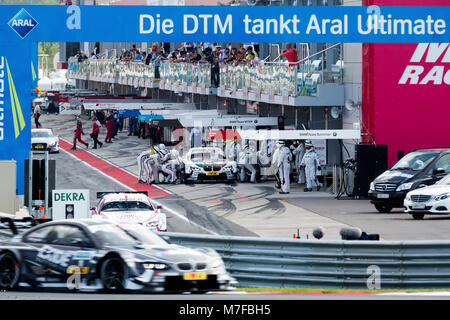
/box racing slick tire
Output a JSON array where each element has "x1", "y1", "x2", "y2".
[
  {"x1": 374, "y1": 204, "x2": 393, "y2": 213},
  {"x1": 0, "y1": 252, "x2": 21, "y2": 290},
  {"x1": 412, "y1": 213, "x2": 425, "y2": 220},
  {"x1": 100, "y1": 257, "x2": 126, "y2": 293}
]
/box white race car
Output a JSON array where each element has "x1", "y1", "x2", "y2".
[
  {"x1": 31, "y1": 128, "x2": 60, "y2": 153},
  {"x1": 404, "y1": 173, "x2": 450, "y2": 220},
  {"x1": 90, "y1": 192, "x2": 167, "y2": 231},
  {"x1": 183, "y1": 147, "x2": 238, "y2": 182}
]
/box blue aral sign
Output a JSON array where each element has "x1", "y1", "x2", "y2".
[
  {"x1": 0, "y1": 41, "x2": 31, "y2": 195},
  {"x1": 7, "y1": 8, "x2": 38, "y2": 39}
]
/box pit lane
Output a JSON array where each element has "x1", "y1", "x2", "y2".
[{"x1": 40, "y1": 114, "x2": 450, "y2": 240}]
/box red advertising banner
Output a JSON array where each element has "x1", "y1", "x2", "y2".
[{"x1": 363, "y1": 0, "x2": 450, "y2": 166}]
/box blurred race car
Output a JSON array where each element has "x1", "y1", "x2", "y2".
[
  {"x1": 31, "y1": 128, "x2": 60, "y2": 153},
  {"x1": 183, "y1": 147, "x2": 238, "y2": 182},
  {"x1": 90, "y1": 192, "x2": 167, "y2": 232},
  {"x1": 0, "y1": 219, "x2": 236, "y2": 292}
]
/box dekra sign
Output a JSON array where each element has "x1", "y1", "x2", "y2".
[{"x1": 54, "y1": 192, "x2": 86, "y2": 202}]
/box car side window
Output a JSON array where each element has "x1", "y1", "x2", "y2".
[
  {"x1": 52, "y1": 225, "x2": 94, "y2": 248},
  {"x1": 433, "y1": 155, "x2": 450, "y2": 173},
  {"x1": 23, "y1": 226, "x2": 56, "y2": 244}
]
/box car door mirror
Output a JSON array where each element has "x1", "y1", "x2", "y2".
[
  {"x1": 433, "y1": 168, "x2": 446, "y2": 176},
  {"x1": 157, "y1": 205, "x2": 163, "y2": 210},
  {"x1": 90, "y1": 207, "x2": 98, "y2": 215}
]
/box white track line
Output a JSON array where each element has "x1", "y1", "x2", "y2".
[{"x1": 60, "y1": 142, "x2": 218, "y2": 235}]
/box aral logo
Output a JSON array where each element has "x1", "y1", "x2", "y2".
[
  {"x1": 0, "y1": 57, "x2": 26, "y2": 141},
  {"x1": 399, "y1": 43, "x2": 450, "y2": 85},
  {"x1": 8, "y1": 8, "x2": 38, "y2": 39}
]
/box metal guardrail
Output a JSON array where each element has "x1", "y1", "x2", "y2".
[{"x1": 165, "y1": 232, "x2": 450, "y2": 289}]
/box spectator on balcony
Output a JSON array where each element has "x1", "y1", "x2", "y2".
[
  {"x1": 211, "y1": 49, "x2": 221, "y2": 87},
  {"x1": 141, "y1": 51, "x2": 147, "y2": 63},
  {"x1": 135, "y1": 50, "x2": 142, "y2": 61},
  {"x1": 246, "y1": 46, "x2": 258, "y2": 60},
  {"x1": 281, "y1": 43, "x2": 299, "y2": 65},
  {"x1": 189, "y1": 51, "x2": 202, "y2": 63},
  {"x1": 91, "y1": 51, "x2": 98, "y2": 60},
  {"x1": 248, "y1": 53, "x2": 261, "y2": 67}
]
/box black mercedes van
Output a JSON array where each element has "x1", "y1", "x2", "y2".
[{"x1": 368, "y1": 148, "x2": 450, "y2": 213}]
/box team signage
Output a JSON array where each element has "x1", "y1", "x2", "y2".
[
  {"x1": 0, "y1": 6, "x2": 449, "y2": 43},
  {"x1": 237, "y1": 129, "x2": 361, "y2": 140},
  {"x1": 180, "y1": 117, "x2": 279, "y2": 128},
  {"x1": 52, "y1": 189, "x2": 90, "y2": 220}
]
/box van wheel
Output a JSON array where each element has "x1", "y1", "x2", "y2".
[
  {"x1": 374, "y1": 204, "x2": 393, "y2": 213},
  {"x1": 0, "y1": 252, "x2": 21, "y2": 290},
  {"x1": 412, "y1": 213, "x2": 425, "y2": 220}
]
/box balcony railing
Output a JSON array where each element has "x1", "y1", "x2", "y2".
[
  {"x1": 68, "y1": 58, "x2": 156, "y2": 83},
  {"x1": 159, "y1": 61, "x2": 212, "y2": 88},
  {"x1": 67, "y1": 44, "x2": 343, "y2": 98},
  {"x1": 220, "y1": 44, "x2": 343, "y2": 97}
]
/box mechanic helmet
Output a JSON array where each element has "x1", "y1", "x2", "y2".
[
  {"x1": 170, "y1": 149, "x2": 179, "y2": 158},
  {"x1": 159, "y1": 143, "x2": 166, "y2": 150},
  {"x1": 305, "y1": 140, "x2": 314, "y2": 149},
  {"x1": 276, "y1": 140, "x2": 285, "y2": 146}
]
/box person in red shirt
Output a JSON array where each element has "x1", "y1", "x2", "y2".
[
  {"x1": 105, "y1": 111, "x2": 114, "y2": 143},
  {"x1": 71, "y1": 116, "x2": 88, "y2": 150},
  {"x1": 281, "y1": 43, "x2": 299, "y2": 65},
  {"x1": 91, "y1": 115, "x2": 103, "y2": 149}
]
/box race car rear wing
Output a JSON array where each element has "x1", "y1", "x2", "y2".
[
  {"x1": 96, "y1": 191, "x2": 149, "y2": 199},
  {"x1": 0, "y1": 217, "x2": 46, "y2": 236}
]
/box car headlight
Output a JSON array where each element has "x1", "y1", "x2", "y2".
[
  {"x1": 142, "y1": 263, "x2": 168, "y2": 270},
  {"x1": 369, "y1": 182, "x2": 375, "y2": 191},
  {"x1": 210, "y1": 258, "x2": 225, "y2": 269},
  {"x1": 48, "y1": 142, "x2": 56, "y2": 147},
  {"x1": 405, "y1": 193, "x2": 411, "y2": 201},
  {"x1": 397, "y1": 182, "x2": 414, "y2": 191},
  {"x1": 435, "y1": 193, "x2": 450, "y2": 201},
  {"x1": 145, "y1": 221, "x2": 158, "y2": 228}
]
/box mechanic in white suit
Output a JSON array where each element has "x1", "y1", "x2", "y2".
[
  {"x1": 277, "y1": 141, "x2": 292, "y2": 194},
  {"x1": 137, "y1": 149, "x2": 153, "y2": 184},
  {"x1": 300, "y1": 141, "x2": 323, "y2": 192},
  {"x1": 271, "y1": 140, "x2": 281, "y2": 189},
  {"x1": 156, "y1": 143, "x2": 173, "y2": 184},
  {"x1": 143, "y1": 147, "x2": 160, "y2": 184},
  {"x1": 162, "y1": 149, "x2": 183, "y2": 184},
  {"x1": 225, "y1": 140, "x2": 238, "y2": 162},
  {"x1": 239, "y1": 144, "x2": 258, "y2": 183},
  {"x1": 292, "y1": 140, "x2": 306, "y2": 185}
]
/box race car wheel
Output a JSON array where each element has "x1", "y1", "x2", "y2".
[
  {"x1": 374, "y1": 204, "x2": 393, "y2": 213},
  {"x1": 0, "y1": 252, "x2": 20, "y2": 290},
  {"x1": 100, "y1": 257, "x2": 126, "y2": 293}
]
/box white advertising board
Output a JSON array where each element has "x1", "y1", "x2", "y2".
[{"x1": 52, "y1": 189, "x2": 90, "y2": 220}]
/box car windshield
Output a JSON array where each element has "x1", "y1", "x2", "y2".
[
  {"x1": 102, "y1": 201, "x2": 153, "y2": 212},
  {"x1": 391, "y1": 151, "x2": 439, "y2": 171},
  {"x1": 191, "y1": 151, "x2": 224, "y2": 162},
  {"x1": 88, "y1": 224, "x2": 141, "y2": 247},
  {"x1": 32, "y1": 131, "x2": 52, "y2": 138},
  {"x1": 119, "y1": 224, "x2": 168, "y2": 245},
  {"x1": 88, "y1": 223, "x2": 167, "y2": 247},
  {"x1": 437, "y1": 175, "x2": 450, "y2": 185}
]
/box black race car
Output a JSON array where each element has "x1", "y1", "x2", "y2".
[{"x1": 0, "y1": 218, "x2": 235, "y2": 293}]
